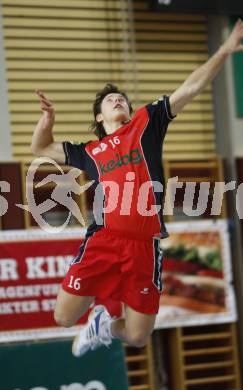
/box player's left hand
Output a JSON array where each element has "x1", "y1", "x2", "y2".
[{"x1": 222, "y1": 19, "x2": 243, "y2": 55}]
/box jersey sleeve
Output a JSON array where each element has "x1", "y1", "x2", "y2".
[
  {"x1": 146, "y1": 95, "x2": 176, "y2": 142},
  {"x1": 62, "y1": 141, "x2": 87, "y2": 170}
]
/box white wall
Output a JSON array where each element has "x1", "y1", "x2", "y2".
[
  {"x1": 0, "y1": 8, "x2": 12, "y2": 161},
  {"x1": 209, "y1": 16, "x2": 243, "y2": 158}
]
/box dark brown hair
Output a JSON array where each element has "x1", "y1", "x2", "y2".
[{"x1": 91, "y1": 83, "x2": 133, "y2": 140}]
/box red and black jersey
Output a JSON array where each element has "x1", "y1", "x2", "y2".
[{"x1": 63, "y1": 95, "x2": 175, "y2": 239}]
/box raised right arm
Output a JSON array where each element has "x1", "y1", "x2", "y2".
[{"x1": 31, "y1": 90, "x2": 65, "y2": 163}]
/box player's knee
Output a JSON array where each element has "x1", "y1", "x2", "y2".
[
  {"x1": 54, "y1": 311, "x2": 74, "y2": 328},
  {"x1": 128, "y1": 331, "x2": 149, "y2": 348}
]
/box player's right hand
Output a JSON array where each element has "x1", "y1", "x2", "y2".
[{"x1": 36, "y1": 90, "x2": 55, "y2": 118}]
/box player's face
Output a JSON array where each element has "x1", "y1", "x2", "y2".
[{"x1": 99, "y1": 93, "x2": 130, "y2": 125}]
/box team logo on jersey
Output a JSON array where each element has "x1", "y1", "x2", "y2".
[
  {"x1": 98, "y1": 148, "x2": 143, "y2": 176},
  {"x1": 92, "y1": 142, "x2": 108, "y2": 156}
]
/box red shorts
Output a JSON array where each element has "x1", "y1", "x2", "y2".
[{"x1": 62, "y1": 228, "x2": 163, "y2": 315}]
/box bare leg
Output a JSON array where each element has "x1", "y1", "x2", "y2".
[
  {"x1": 54, "y1": 286, "x2": 95, "y2": 328},
  {"x1": 110, "y1": 305, "x2": 156, "y2": 347}
]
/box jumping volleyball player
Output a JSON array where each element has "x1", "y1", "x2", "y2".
[{"x1": 31, "y1": 20, "x2": 243, "y2": 356}]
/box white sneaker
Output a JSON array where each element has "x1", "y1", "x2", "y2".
[{"x1": 72, "y1": 305, "x2": 113, "y2": 357}]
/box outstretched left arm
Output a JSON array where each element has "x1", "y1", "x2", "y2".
[{"x1": 169, "y1": 19, "x2": 243, "y2": 117}]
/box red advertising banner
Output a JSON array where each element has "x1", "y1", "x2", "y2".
[
  {"x1": 0, "y1": 228, "x2": 121, "y2": 342},
  {"x1": 0, "y1": 239, "x2": 80, "y2": 331}
]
